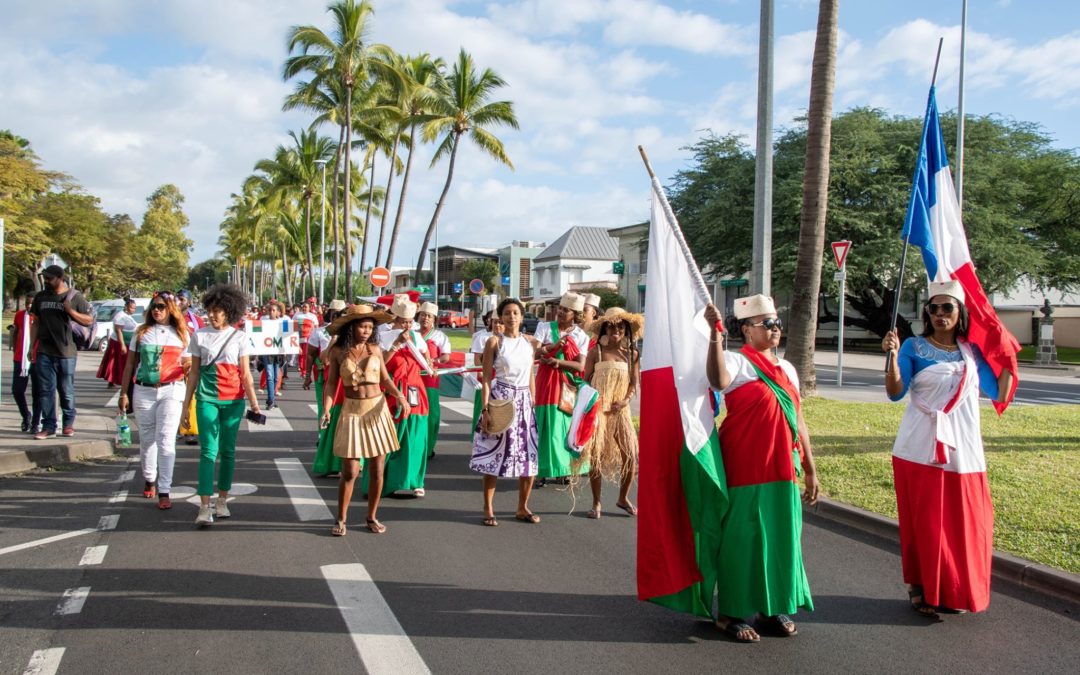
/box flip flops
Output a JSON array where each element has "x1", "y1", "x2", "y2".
[
  {"x1": 754, "y1": 613, "x2": 798, "y2": 637},
  {"x1": 482, "y1": 516, "x2": 499, "y2": 527},
  {"x1": 614, "y1": 501, "x2": 638, "y2": 516},
  {"x1": 366, "y1": 519, "x2": 387, "y2": 534},
  {"x1": 331, "y1": 520, "x2": 347, "y2": 537},
  {"x1": 515, "y1": 513, "x2": 541, "y2": 524}
]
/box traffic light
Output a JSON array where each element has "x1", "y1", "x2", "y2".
[{"x1": 613, "y1": 261, "x2": 625, "y2": 275}]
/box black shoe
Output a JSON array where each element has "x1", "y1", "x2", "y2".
[
  {"x1": 20, "y1": 419, "x2": 31, "y2": 433},
  {"x1": 536, "y1": 478, "x2": 547, "y2": 488}
]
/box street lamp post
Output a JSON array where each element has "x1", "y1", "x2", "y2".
[{"x1": 316, "y1": 158, "x2": 328, "y2": 303}]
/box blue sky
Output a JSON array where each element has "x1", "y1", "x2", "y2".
[{"x1": 3, "y1": 0, "x2": 1078, "y2": 274}]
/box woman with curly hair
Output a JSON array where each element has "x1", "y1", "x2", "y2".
[
  {"x1": 576, "y1": 308, "x2": 642, "y2": 519},
  {"x1": 321, "y1": 304, "x2": 407, "y2": 535},
  {"x1": 181, "y1": 284, "x2": 262, "y2": 528},
  {"x1": 118, "y1": 291, "x2": 190, "y2": 509}
]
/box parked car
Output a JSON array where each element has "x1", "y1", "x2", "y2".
[
  {"x1": 522, "y1": 311, "x2": 540, "y2": 335},
  {"x1": 438, "y1": 310, "x2": 470, "y2": 329},
  {"x1": 91, "y1": 298, "x2": 150, "y2": 351}
]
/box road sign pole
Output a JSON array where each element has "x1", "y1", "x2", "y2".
[{"x1": 838, "y1": 268, "x2": 845, "y2": 387}]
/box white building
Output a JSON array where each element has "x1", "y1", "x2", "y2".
[{"x1": 529, "y1": 226, "x2": 620, "y2": 301}]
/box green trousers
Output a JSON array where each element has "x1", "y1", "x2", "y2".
[{"x1": 196, "y1": 399, "x2": 245, "y2": 496}]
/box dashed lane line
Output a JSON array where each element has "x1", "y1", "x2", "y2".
[
  {"x1": 108, "y1": 490, "x2": 128, "y2": 504},
  {"x1": 98, "y1": 514, "x2": 119, "y2": 531},
  {"x1": 274, "y1": 457, "x2": 333, "y2": 521},
  {"x1": 55, "y1": 587, "x2": 90, "y2": 615},
  {"x1": 321, "y1": 564, "x2": 431, "y2": 675},
  {"x1": 106, "y1": 391, "x2": 120, "y2": 409},
  {"x1": 78, "y1": 545, "x2": 108, "y2": 566},
  {"x1": 117, "y1": 469, "x2": 135, "y2": 482},
  {"x1": 0, "y1": 529, "x2": 96, "y2": 557},
  {"x1": 23, "y1": 648, "x2": 65, "y2": 675}
]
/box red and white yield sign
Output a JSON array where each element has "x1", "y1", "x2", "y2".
[
  {"x1": 369, "y1": 266, "x2": 391, "y2": 288},
  {"x1": 831, "y1": 240, "x2": 852, "y2": 270}
]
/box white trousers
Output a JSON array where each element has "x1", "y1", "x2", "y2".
[{"x1": 134, "y1": 381, "x2": 185, "y2": 493}]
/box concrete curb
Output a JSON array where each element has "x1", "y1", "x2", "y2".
[
  {"x1": 807, "y1": 496, "x2": 1080, "y2": 607},
  {"x1": 0, "y1": 439, "x2": 117, "y2": 476}
]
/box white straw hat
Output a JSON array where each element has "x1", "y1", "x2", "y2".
[
  {"x1": 927, "y1": 280, "x2": 965, "y2": 304},
  {"x1": 583, "y1": 293, "x2": 602, "y2": 309},
  {"x1": 560, "y1": 292, "x2": 585, "y2": 313},
  {"x1": 418, "y1": 302, "x2": 439, "y2": 316},
  {"x1": 733, "y1": 294, "x2": 777, "y2": 320},
  {"x1": 390, "y1": 294, "x2": 417, "y2": 320}
]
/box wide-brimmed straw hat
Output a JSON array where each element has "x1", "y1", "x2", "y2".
[
  {"x1": 327, "y1": 304, "x2": 392, "y2": 335},
  {"x1": 483, "y1": 398, "x2": 516, "y2": 435},
  {"x1": 593, "y1": 307, "x2": 644, "y2": 340}
]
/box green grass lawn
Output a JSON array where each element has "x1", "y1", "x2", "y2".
[
  {"x1": 445, "y1": 328, "x2": 473, "y2": 352},
  {"x1": 1018, "y1": 345, "x2": 1080, "y2": 364},
  {"x1": 803, "y1": 398, "x2": 1080, "y2": 574}
]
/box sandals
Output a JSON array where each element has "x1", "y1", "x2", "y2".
[
  {"x1": 754, "y1": 613, "x2": 798, "y2": 637},
  {"x1": 142, "y1": 482, "x2": 156, "y2": 499},
  {"x1": 331, "y1": 520, "x2": 347, "y2": 537},
  {"x1": 587, "y1": 507, "x2": 601, "y2": 519},
  {"x1": 614, "y1": 501, "x2": 638, "y2": 516},
  {"x1": 908, "y1": 586, "x2": 940, "y2": 618},
  {"x1": 716, "y1": 616, "x2": 760, "y2": 643},
  {"x1": 157, "y1": 495, "x2": 172, "y2": 510},
  {"x1": 482, "y1": 516, "x2": 499, "y2": 527},
  {"x1": 366, "y1": 519, "x2": 387, "y2": 534},
  {"x1": 515, "y1": 512, "x2": 541, "y2": 524}
]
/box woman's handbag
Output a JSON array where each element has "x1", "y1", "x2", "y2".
[
  {"x1": 484, "y1": 398, "x2": 515, "y2": 435},
  {"x1": 557, "y1": 376, "x2": 578, "y2": 416}
]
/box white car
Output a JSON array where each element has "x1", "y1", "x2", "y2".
[{"x1": 92, "y1": 298, "x2": 151, "y2": 350}]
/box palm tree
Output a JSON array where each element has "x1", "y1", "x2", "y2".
[
  {"x1": 378, "y1": 52, "x2": 444, "y2": 271},
  {"x1": 285, "y1": 0, "x2": 378, "y2": 299},
  {"x1": 414, "y1": 49, "x2": 519, "y2": 282},
  {"x1": 784, "y1": 0, "x2": 840, "y2": 397}
]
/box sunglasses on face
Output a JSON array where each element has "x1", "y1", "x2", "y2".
[
  {"x1": 749, "y1": 318, "x2": 783, "y2": 331},
  {"x1": 151, "y1": 303, "x2": 168, "y2": 311},
  {"x1": 926, "y1": 302, "x2": 957, "y2": 315}
]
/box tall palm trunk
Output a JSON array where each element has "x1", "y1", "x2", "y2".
[
  {"x1": 359, "y1": 156, "x2": 377, "y2": 276},
  {"x1": 331, "y1": 123, "x2": 344, "y2": 298},
  {"x1": 415, "y1": 133, "x2": 460, "y2": 282},
  {"x1": 280, "y1": 242, "x2": 290, "y2": 300},
  {"x1": 343, "y1": 88, "x2": 354, "y2": 297},
  {"x1": 376, "y1": 130, "x2": 401, "y2": 268},
  {"x1": 385, "y1": 122, "x2": 417, "y2": 271},
  {"x1": 785, "y1": 0, "x2": 839, "y2": 398},
  {"x1": 304, "y1": 193, "x2": 316, "y2": 301}
]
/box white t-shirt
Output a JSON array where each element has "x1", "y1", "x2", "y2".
[
  {"x1": 113, "y1": 310, "x2": 138, "y2": 333},
  {"x1": 182, "y1": 327, "x2": 252, "y2": 401},
  {"x1": 422, "y1": 329, "x2": 451, "y2": 356},
  {"x1": 470, "y1": 329, "x2": 492, "y2": 355},
  {"x1": 718, "y1": 351, "x2": 800, "y2": 402},
  {"x1": 308, "y1": 327, "x2": 332, "y2": 354},
  {"x1": 533, "y1": 321, "x2": 590, "y2": 355}
]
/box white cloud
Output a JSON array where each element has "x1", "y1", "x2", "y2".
[{"x1": 601, "y1": 0, "x2": 753, "y2": 56}]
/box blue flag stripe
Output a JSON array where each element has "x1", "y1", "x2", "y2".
[{"x1": 900, "y1": 86, "x2": 951, "y2": 281}]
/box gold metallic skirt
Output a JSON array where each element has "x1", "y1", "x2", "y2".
[{"x1": 333, "y1": 396, "x2": 400, "y2": 459}]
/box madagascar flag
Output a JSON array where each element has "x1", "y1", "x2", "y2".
[
  {"x1": 198, "y1": 364, "x2": 243, "y2": 401},
  {"x1": 135, "y1": 344, "x2": 185, "y2": 385},
  {"x1": 637, "y1": 186, "x2": 727, "y2": 618},
  {"x1": 249, "y1": 320, "x2": 263, "y2": 333}
]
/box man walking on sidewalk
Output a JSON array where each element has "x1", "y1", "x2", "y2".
[{"x1": 30, "y1": 265, "x2": 94, "y2": 439}]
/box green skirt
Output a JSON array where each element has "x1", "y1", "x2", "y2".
[
  {"x1": 312, "y1": 402, "x2": 344, "y2": 476},
  {"x1": 535, "y1": 404, "x2": 586, "y2": 478},
  {"x1": 378, "y1": 413, "x2": 429, "y2": 496},
  {"x1": 427, "y1": 387, "x2": 441, "y2": 457}
]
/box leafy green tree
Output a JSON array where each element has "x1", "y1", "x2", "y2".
[
  {"x1": 24, "y1": 189, "x2": 110, "y2": 297},
  {"x1": 137, "y1": 184, "x2": 193, "y2": 290},
  {"x1": 460, "y1": 259, "x2": 500, "y2": 295},
  {"x1": 414, "y1": 49, "x2": 519, "y2": 281},
  {"x1": 0, "y1": 134, "x2": 60, "y2": 294},
  {"x1": 186, "y1": 258, "x2": 232, "y2": 293},
  {"x1": 668, "y1": 108, "x2": 1080, "y2": 338},
  {"x1": 580, "y1": 286, "x2": 627, "y2": 312}
]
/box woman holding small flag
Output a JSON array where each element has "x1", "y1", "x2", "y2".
[
  {"x1": 417, "y1": 302, "x2": 451, "y2": 458},
  {"x1": 533, "y1": 292, "x2": 591, "y2": 483},
  {"x1": 704, "y1": 295, "x2": 819, "y2": 642},
  {"x1": 576, "y1": 307, "x2": 642, "y2": 519},
  {"x1": 882, "y1": 280, "x2": 1014, "y2": 617},
  {"x1": 379, "y1": 296, "x2": 432, "y2": 497}
]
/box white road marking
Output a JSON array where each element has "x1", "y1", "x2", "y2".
[
  {"x1": 0, "y1": 529, "x2": 95, "y2": 557},
  {"x1": 23, "y1": 648, "x2": 65, "y2": 675},
  {"x1": 321, "y1": 563, "x2": 430, "y2": 675},
  {"x1": 108, "y1": 490, "x2": 128, "y2": 504},
  {"x1": 56, "y1": 587, "x2": 90, "y2": 615},
  {"x1": 309, "y1": 404, "x2": 320, "y2": 415},
  {"x1": 117, "y1": 470, "x2": 135, "y2": 482},
  {"x1": 106, "y1": 391, "x2": 120, "y2": 409},
  {"x1": 275, "y1": 458, "x2": 333, "y2": 521},
  {"x1": 1042, "y1": 397, "x2": 1080, "y2": 404},
  {"x1": 441, "y1": 400, "x2": 475, "y2": 418},
  {"x1": 248, "y1": 406, "x2": 293, "y2": 432},
  {"x1": 171, "y1": 483, "x2": 258, "y2": 505},
  {"x1": 79, "y1": 545, "x2": 108, "y2": 566},
  {"x1": 98, "y1": 514, "x2": 119, "y2": 531}
]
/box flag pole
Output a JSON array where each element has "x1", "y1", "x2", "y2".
[
  {"x1": 638, "y1": 145, "x2": 713, "y2": 309},
  {"x1": 886, "y1": 37, "x2": 944, "y2": 373}
]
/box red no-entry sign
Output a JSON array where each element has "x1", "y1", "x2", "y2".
[{"x1": 369, "y1": 266, "x2": 391, "y2": 288}]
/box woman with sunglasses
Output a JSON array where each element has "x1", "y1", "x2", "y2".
[
  {"x1": 117, "y1": 292, "x2": 190, "y2": 508},
  {"x1": 180, "y1": 284, "x2": 261, "y2": 528},
  {"x1": 97, "y1": 298, "x2": 138, "y2": 389},
  {"x1": 882, "y1": 281, "x2": 1014, "y2": 618},
  {"x1": 703, "y1": 295, "x2": 819, "y2": 643}
]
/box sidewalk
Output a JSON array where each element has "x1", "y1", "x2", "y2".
[
  {"x1": 810, "y1": 347, "x2": 1080, "y2": 382},
  {"x1": 0, "y1": 355, "x2": 118, "y2": 476}
]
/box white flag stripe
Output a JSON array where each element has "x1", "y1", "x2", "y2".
[
  {"x1": 641, "y1": 190, "x2": 714, "y2": 455},
  {"x1": 929, "y1": 166, "x2": 972, "y2": 281}
]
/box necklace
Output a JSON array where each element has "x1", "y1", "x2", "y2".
[{"x1": 927, "y1": 335, "x2": 957, "y2": 351}]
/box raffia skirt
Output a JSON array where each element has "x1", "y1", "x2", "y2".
[{"x1": 333, "y1": 396, "x2": 400, "y2": 459}]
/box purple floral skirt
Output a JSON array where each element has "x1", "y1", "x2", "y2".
[{"x1": 469, "y1": 380, "x2": 539, "y2": 478}]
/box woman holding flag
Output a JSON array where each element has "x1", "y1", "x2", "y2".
[
  {"x1": 704, "y1": 295, "x2": 819, "y2": 642},
  {"x1": 882, "y1": 280, "x2": 1014, "y2": 616},
  {"x1": 533, "y1": 292, "x2": 590, "y2": 484},
  {"x1": 379, "y1": 296, "x2": 432, "y2": 497},
  {"x1": 417, "y1": 302, "x2": 451, "y2": 458}
]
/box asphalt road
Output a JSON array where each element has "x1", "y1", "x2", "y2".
[{"x1": 2, "y1": 368, "x2": 1078, "y2": 674}]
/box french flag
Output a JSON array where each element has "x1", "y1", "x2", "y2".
[{"x1": 901, "y1": 87, "x2": 1020, "y2": 413}]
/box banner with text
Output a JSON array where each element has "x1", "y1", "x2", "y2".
[{"x1": 243, "y1": 319, "x2": 301, "y2": 355}]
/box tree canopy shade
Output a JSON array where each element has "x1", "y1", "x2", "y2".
[{"x1": 667, "y1": 108, "x2": 1080, "y2": 338}]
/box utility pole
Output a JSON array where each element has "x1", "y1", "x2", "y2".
[
  {"x1": 751, "y1": 0, "x2": 775, "y2": 297},
  {"x1": 956, "y1": 0, "x2": 968, "y2": 210},
  {"x1": 316, "y1": 158, "x2": 328, "y2": 303}
]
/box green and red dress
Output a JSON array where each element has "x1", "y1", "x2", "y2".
[
  {"x1": 377, "y1": 329, "x2": 430, "y2": 496},
  {"x1": 421, "y1": 328, "x2": 451, "y2": 457},
  {"x1": 309, "y1": 328, "x2": 343, "y2": 476},
  {"x1": 712, "y1": 344, "x2": 813, "y2": 618},
  {"x1": 533, "y1": 321, "x2": 590, "y2": 479}
]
